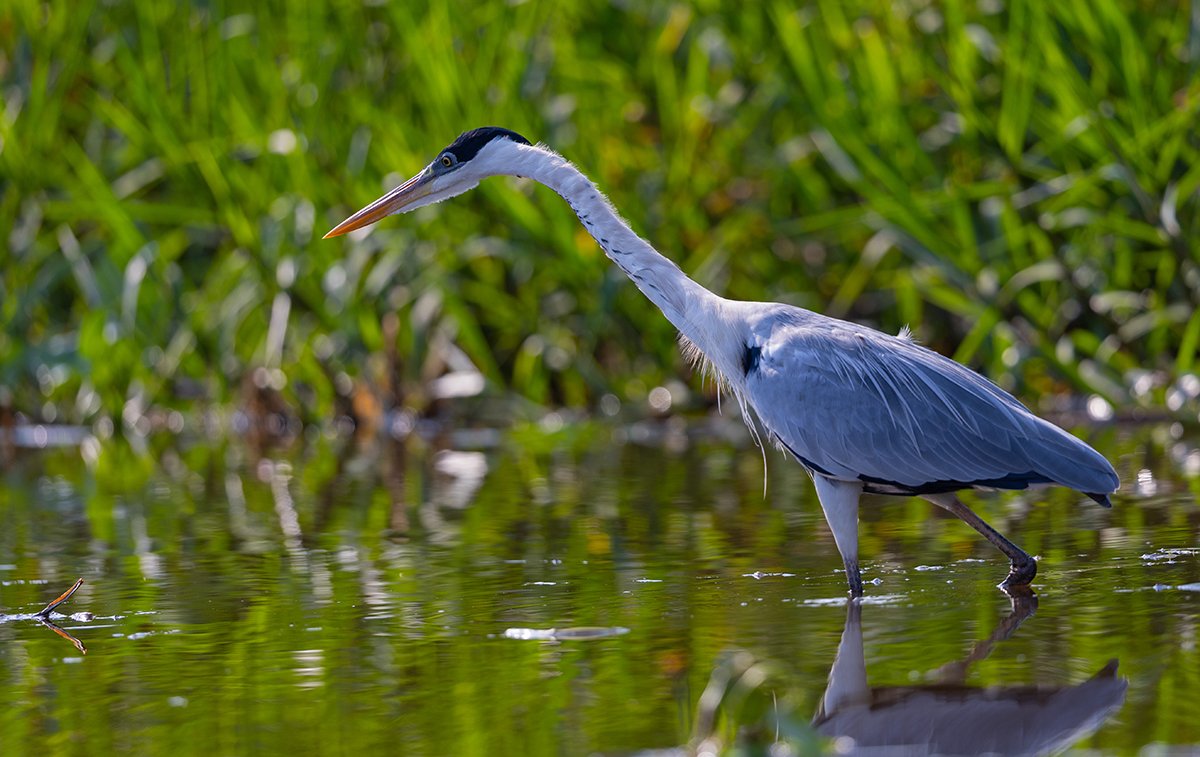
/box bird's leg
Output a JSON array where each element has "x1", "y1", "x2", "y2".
[
  {"x1": 843, "y1": 558, "x2": 863, "y2": 597},
  {"x1": 925, "y1": 494, "x2": 1037, "y2": 589},
  {"x1": 812, "y1": 476, "x2": 865, "y2": 596}
]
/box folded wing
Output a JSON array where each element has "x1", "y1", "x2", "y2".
[{"x1": 743, "y1": 310, "x2": 1118, "y2": 502}]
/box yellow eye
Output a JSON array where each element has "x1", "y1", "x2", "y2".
[{"x1": 441, "y1": 155, "x2": 453, "y2": 168}]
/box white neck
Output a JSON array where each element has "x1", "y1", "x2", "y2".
[{"x1": 512, "y1": 145, "x2": 743, "y2": 383}]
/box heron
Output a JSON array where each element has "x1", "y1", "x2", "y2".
[{"x1": 325, "y1": 127, "x2": 1120, "y2": 596}]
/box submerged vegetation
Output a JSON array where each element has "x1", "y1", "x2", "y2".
[{"x1": 1, "y1": 1, "x2": 1198, "y2": 432}]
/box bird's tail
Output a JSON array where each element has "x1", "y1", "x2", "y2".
[{"x1": 1025, "y1": 418, "x2": 1119, "y2": 503}]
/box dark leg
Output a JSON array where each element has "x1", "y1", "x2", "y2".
[
  {"x1": 844, "y1": 558, "x2": 863, "y2": 597},
  {"x1": 927, "y1": 494, "x2": 1037, "y2": 590},
  {"x1": 812, "y1": 476, "x2": 866, "y2": 597}
]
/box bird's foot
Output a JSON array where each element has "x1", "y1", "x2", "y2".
[{"x1": 998, "y1": 556, "x2": 1037, "y2": 592}]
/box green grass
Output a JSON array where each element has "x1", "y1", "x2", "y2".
[{"x1": 1, "y1": 0, "x2": 1197, "y2": 427}]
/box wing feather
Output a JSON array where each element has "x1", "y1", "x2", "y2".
[{"x1": 742, "y1": 308, "x2": 1118, "y2": 498}]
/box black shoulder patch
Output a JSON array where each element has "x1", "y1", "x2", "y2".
[
  {"x1": 741, "y1": 344, "x2": 762, "y2": 376},
  {"x1": 444, "y1": 127, "x2": 531, "y2": 162}
]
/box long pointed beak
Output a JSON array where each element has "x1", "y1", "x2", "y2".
[{"x1": 323, "y1": 168, "x2": 434, "y2": 238}]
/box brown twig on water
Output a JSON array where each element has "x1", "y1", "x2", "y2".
[
  {"x1": 35, "y1": 577, "x2": 84, "y2": 619},
  {"x1": 36, "y1": 617, "x2": 87, "y2": 655}
]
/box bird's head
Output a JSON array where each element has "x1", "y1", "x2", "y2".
[{"x1": 324, "y1": 127, "x2": 532, "y2": 238}]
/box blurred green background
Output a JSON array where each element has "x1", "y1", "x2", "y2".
[{"x1": 2, "y1": 0, "x2": 1198, "y2": 430}]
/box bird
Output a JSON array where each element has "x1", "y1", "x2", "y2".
[{"x1": 325, "y1": 127, "x2": 1120, "y2": 596}]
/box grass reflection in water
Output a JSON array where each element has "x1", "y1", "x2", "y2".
[{"x1": 0, "y1": 420, "x2": 1196, "y2": 755}]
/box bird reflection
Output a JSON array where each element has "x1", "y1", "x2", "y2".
[{"x1": 816, "y1": 596, "x2": 1126, "y2": 755}]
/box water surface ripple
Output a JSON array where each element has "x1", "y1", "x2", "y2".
[{"x1": 0, "y1": 422, "x2": 1196, "y2": 754}]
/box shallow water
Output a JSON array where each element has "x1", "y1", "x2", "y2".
[{"x1": 0, "y1": 419, "x2": 1197, "y2": 755}]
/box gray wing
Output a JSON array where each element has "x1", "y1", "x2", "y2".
[{"x1": 742, "y1": 309, "x2": 1118, "y2": 500}]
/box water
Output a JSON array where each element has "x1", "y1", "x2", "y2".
[{"x1": 0, "y1": 419, "x2": 1197, "y2": 755}]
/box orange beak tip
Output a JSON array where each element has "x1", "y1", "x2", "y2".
[
  {"x1": 323, "y1": 169, "x2": 431, "y2": 241},
  {"x1": 322, "y1": 219, "x2": 362, "y2": 239}
]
